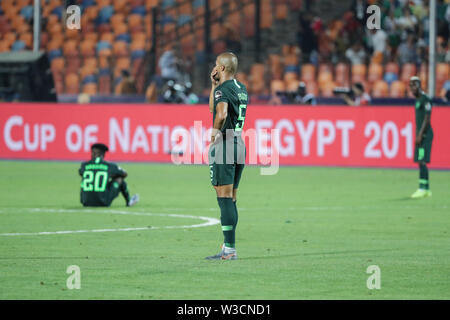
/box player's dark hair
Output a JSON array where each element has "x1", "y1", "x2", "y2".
[
  {"x1": 91, "y1": 143, "x2": 109, "y2": 154},
  {"x1": 354, "y1": 82, "x2": 364, "y2": 92}
]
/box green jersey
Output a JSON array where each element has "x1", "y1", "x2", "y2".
[
  {"x1": 213, "y1": 79, "x2": 248, "y2": 136},
  {"x1": 79, "y1": 157, "x2": 126, "y2": 206},
  {"x1": 414, "y1": 91, "x2": 433, "y2": 135}
]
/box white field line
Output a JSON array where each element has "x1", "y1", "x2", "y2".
[{"x1": 0, "y1": 208, "x2": 220, "y2": 236}]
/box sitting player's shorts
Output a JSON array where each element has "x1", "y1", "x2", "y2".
[
  {"x1": 81, "y1": 180, "x2": 121, "y2": 207},
  {"x1": 209, "y1": 135, "x2": 246, "y2": 188},
  {"x1": 414, "y1": 130, "x2": 433, "y2": 163}
]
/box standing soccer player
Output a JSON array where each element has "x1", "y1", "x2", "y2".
[
  {"x1": 79, "y1": 143, "x2": 140, "y2": 207},
  {"x1": 206, "y1": 52, "x2": 248, "y2": 260},
  {"x1": 409, "y1": 76, "x2": 433, "y2": 198}
]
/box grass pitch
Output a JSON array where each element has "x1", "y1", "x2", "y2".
[{"x1": 0, "y1": 161, "x2": 449, "y2": 299}]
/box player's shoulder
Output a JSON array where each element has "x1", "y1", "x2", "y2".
[{"x1": 420, "y1": 91, "x2": 431, "y2": 103}]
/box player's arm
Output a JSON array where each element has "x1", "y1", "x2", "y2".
[
  {"x1": 209, "y1": 69, "x2": 219, "y2": 113},
  {"x1": 416, "y1": 113, "x2": 431, "y2": 146},
  {"x1": 342, "y1": 93, "x2": 356, "y2": 106},
  {"x1": 111, "y1": 164, "x2": 128, "y2": 178},
  {"x1": 211, "y1": 101, "x2": 228, "y2": 143}
]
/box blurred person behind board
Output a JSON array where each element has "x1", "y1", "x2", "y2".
[
  {"x1": 340, "y1": 82, "x2": 371, "y2": 106},
  {"x1": 293, "y1": 82, "x2": 317, "y2": 105},
  {"x1": 119, "y1": 70, "x2": 137, "y2": 95}
]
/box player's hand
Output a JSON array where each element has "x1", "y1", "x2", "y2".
[
  {"x1": 415, "y1": 135, "x2": 423, "y2": 146},
  {"x1": 210, "y1": 69, "x2": 219, "y2": 87}
]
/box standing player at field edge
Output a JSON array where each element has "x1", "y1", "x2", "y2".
[
  {"x1": 409, "y1": 76, "x2": 433, "y2": 199},
  {"x1": 79, "y1": 143, "x2": 140, "y2": 207},
  {"x1": 206, "y1": 52, "x2": 248, "y2": 260}
]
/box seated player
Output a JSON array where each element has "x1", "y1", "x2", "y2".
[{"x1": 79, "y1": 143, "x2": 139, "y2": 207}]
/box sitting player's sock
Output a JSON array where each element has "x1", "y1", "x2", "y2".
[
  {"x1": 119, "y1": 180, "x2": 131, "y2": 204},
  {"x1": 217, "y1": 197, "x2": 236, "y2": 248},
  {"x1": 419, "y1": 163, "x2": 429, "y2": 190}
]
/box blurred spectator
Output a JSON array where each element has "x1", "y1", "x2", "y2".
[
  {"x1": 395, "y1": 6, "x2": 418, "y2": 35},
  {"x1": 119, "y1": 70, "x2": 137, "y2": 95},
  {"x1": 77, "y1": 93, "x2": 91, "y2": 104},
  {"x1": 350, "y1": 0, "x2": 369, "y2": 26},
  {"x1": 367, "y1": 28, "x2": 388, "y2": 58},
  {"x1": 223, "y1": 23, "x2": 241, "y2": 55},
  {"x1": 158, "y1": 45, "x2": 183, "y2": 83},
  {"x1": 437, "y1": 40, "x2": 450, "y2": 63},
  {"x1": 293, "y1": 82, "x2": 317, "y2": 105},
  {"x1": 345, "y1": 41, "x2": 366, "y2": 65},
  {"x1": 339, "y1": 82, "x2": 371, "y2": 106},
  {"x1": 397, "y1": 33, "x2": 418, "y2": 64},
  {"x1": 441, "y1": 80, "x2": 450, "y2": 103},
  {"x1": 297, "y1": 12, "x2": 318, "y2": 63}
]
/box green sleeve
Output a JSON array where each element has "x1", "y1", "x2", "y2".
[
  {"x1": 214, "y1": 87, "x2": 230, "y2": 105},
  {"x1": 422, "y1": 95, "x2": 432, "y2": 114},
  {"x1": 110, "y1": 163, "x2": 127, "y2": 177}
]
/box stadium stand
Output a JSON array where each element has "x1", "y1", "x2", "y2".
[{"x1": 0, "y1": 0, "x2": 448, "y2": 100}]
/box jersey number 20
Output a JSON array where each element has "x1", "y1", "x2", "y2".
[
  {"x1": 82, "y1": 171, "x2": 108, "y2": 192},
  {"x1": 235, "y1": 104, "x2": 247, "y2": 132}
]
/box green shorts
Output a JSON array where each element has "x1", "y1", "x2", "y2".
[
  {"x1": 414, "y1": 130, "x2": 433, "y2": 163},
  {"x1": 209, "y1": 136, "x2": 246, "y2": 188},
  {"x1": 81, "y1": 181, "x2": 121, "y2": 207}
]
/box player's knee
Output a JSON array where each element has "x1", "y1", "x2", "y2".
[{"x1": 114, "y1": 177, "x2": 124, "y2": 185}]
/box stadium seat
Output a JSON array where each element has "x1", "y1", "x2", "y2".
[
  {"x1": 236, "y1": 72, "x2": 249, "y2": 89},
  {"x1": 367, "y1": 63, "x2": 383, "y2": 84},
  {"x1": 385, "y1": 62, "x2": 399, "y2": 75},
  {"x1": 372, "y1": 80, "x2": 389, "y2": 97},
  {"x1": 80, "y1": 40, "x2": 96, "y2": 58},
  {"x1": 250, "y1": 63, "x2": 265, "y2": 79},
  {"x1": 287, "y1": 80, "x2": 300, "y2": 92},
  {"x1": 63, "y1": 40, "x2": 79, "y2": 58},
  {"x1": 318, "y1": 72, "x2": 333, "y2": 87},
  {"x1": 335, "y1": 63, "x2": 350, "y2": 87},
  {"x1": 284, "y1": 71, "x2": 298, "y2": 83},
  {"x1": 84, "y1": 57, "x2": 98, "y2": 69},
  {"x1": 251, "y1": 79, "x2": 266, "y2": 95},
  {"x1": 100, "y1": 32, "x2": 115, "y2": 43},
  {"x1": 0, "y1": 41, "x2": 10, "y2": 52},
  {"x1": 351, "y1": 64, "x2": 366, "y2": 82},
  {"x1": 305, "y1": 81, "x2": 319, "y2": 96},
  {"x1": 113, "y1": 41, "x2": 129, "y2": 57},
  {"x1": 389, "y1": 81, "x2": 406, "y2": 98},
  {"x1": 65, "y1": 73, "x2": 80, "y2": 94},
  {"x1": 65, "y1": 57, "x2": 82, "y2": 73},
  {"x1": 400, "y1": 63, "x2": 417, "y2": 83},
  {"x1": 320, "y1": 81, "x2": 336, "y2": 97},
  {"x1": 300, "y1": 64, "x2": 315, "y2": 83},
  {"x1": 436, "y1": 63, "x2": 449, "y2": 82},
  {"x1": 270, "y1": 79, "x2": 285, "y2": 96},
  {"x1": 81, "y1": 82, "x2": 98, "y2": 97},
  {"x1": 275, "y1": 3, "x2": 288, "y2": 20},
  {"x1": 261, "y1": 0, "x2": 273, "y2": 29},
  {"x1": 98, "y1": 73, "x2": 112, "y2": 94},
  {"x1": 50, "y1": 57, "x2": 65, "y2": 73}
]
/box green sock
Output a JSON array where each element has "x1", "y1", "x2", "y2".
[
  {"x1": 233, "y1": 200, "x2": 238, "y2": 232},
  {"x1": 217, "y1": 197, "x2": 236, "y2": 248},
  {"x1": 419, "y1": 163, "x2": 429, "y2": 190}
]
